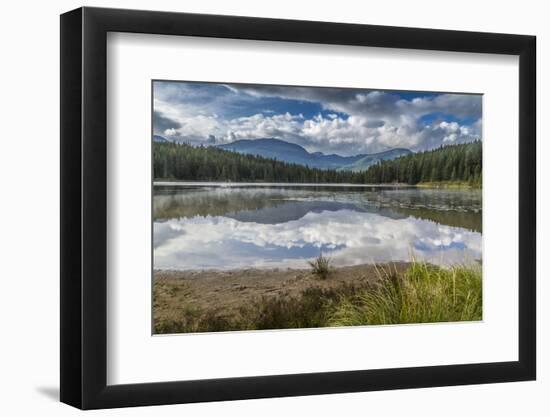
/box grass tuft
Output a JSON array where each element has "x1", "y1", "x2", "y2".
[
  {"x1": 308, "y1": 253, "x2": 332, "y2": 279},
  {"x1": 328, "y1": 262, "x2": 482, "y2": 326}
]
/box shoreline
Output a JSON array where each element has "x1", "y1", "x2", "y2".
[
  {"x1": 416, "y1": 181, "x2": 481, "y2": 189},
  {"x1": 153, "y1": 180, "x2": 479, "y2": 189},
  {"x1": 153, "y1": 261, "x2": 482, "y2": 334},
  {"x1": 153, "y1": 181, "x2": 412, "y2": 187},
  {"x1": 153, "y1": 262, "x2": 410, "y2": 332}
]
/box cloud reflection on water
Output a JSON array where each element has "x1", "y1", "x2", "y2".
[{"x1": 154, "y1": 208, "x2": 481, "y2": 270}]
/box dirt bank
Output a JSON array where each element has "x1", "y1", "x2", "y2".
[{"x1": 153, "y1": 263, "x2": 410, "y2": 333}]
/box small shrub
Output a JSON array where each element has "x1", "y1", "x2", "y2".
[
  {"x1": 308, "y1": 253, "x2": 332, "y2": 279},
  {"x1": 251, "y1": 286, "x2": 355, "y2": 330}
]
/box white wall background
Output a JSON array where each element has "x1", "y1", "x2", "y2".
[{"x1": 0, "y1": 0, "x2": 545, "y2": 415}]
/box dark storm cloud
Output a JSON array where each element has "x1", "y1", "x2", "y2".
[{"x1": 153, "y1": 110, "x2": 182, "y2": 135}]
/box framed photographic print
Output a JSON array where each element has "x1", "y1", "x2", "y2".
[{"x1": 60, "y1": 7, "x2": 536, "y2": 409}]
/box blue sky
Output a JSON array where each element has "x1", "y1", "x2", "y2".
[{"x1": 153, "y1": 81, "x2": 482, "y2": 155}]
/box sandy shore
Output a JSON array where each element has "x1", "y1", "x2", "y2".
[{"x1": 153, "y1": 263, "x2": 410, "y2": 331}]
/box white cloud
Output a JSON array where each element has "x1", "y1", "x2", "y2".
[
  {"x1": 155, "y1": 107, "x2": 480, "y2": 154},
  {"x1": 153, "y1": 83, "x2": 482, "y2": 154}
]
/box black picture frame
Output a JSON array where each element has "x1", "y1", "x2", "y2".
[{"x1": 60, "y1": 6, "x2": 536, "y2": 410}]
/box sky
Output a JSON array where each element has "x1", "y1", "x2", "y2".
[{"x1": 153, "y1": 81, "x2": 482, "y2": 156}]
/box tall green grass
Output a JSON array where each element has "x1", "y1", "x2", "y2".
[{"x1": 328, "y1": 262, "x2": 482, "y2": 326}]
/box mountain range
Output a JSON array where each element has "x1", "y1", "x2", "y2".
[
  {"x1": 216, "y1": 138, "x2": 411, "y2": 171},
  {"x1": 153, "y1": 135, "x2": 411, "y2": 172}
]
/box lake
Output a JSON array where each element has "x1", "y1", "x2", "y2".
[{"x1": 153, "y1": 183, "x2": 482, "y2": 270}]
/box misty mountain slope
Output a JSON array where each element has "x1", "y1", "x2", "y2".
[
  {"x1": 217, "y1": 138, "x2": 410, "y2": 171},
  {"x1": 338, "y1": 148, "x2": 413, "y2": 172}
]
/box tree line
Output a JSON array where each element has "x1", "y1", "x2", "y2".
[
  {"x1": 153, "y1": 140, "x2": 482, "y2": 186},
  {"x1": 153, "y1": 142, "x2": 358, "y2": 183},
  {"x1": 362, "y1": 140, "x2": 482, "y2": 186}
]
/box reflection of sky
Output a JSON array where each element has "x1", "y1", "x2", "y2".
[{"x1": 154, "y1": 209, "x2": 482, "y2": 270}]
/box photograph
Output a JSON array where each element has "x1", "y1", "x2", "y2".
[
  {"x1": 51, "y1": 3, "x2": 540, "y2": 411},
  {"x1": 152, "y1": 81, "x2": 483, "y2": 334}
]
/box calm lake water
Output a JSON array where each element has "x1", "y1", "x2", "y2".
[{"x1": 153, "y1": 183, "x2": 482, "y2": 270}]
